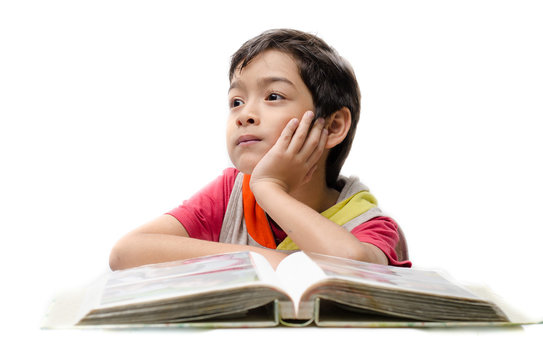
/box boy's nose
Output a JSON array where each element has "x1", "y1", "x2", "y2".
[
  {"x1": 237, "y1": 117, "x2": 257, "y2": 126},
  {"x1": 236, "y1": 109, "x2": 260, "y2": 127}
]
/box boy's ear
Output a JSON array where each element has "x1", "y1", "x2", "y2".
[{"x1": 325, "y1": 107, "x2": 351, "y2": 149}]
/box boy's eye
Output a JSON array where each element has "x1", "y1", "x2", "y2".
[
  {"x1": 266, "y1": 93, "x2": 284, "y2": 101},
  {"x1": 231, "y1": 99, "x2": 244, "y2": 108}
]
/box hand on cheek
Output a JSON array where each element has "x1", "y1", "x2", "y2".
[{"x1": 250, "y1": 110, "x2": 328, "y2": 195}]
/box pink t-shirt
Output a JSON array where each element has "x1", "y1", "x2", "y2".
[{"x1": 168, "y1": 168, "x2": 411, "y2": 267}]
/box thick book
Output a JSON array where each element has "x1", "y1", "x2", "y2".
[{"x1": 43, "y1": 251, "x2": 527, "y2": 328}]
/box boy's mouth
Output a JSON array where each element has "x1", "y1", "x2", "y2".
[{"x1": 236, "y1": 135, "x2": 261, "y2": 146}]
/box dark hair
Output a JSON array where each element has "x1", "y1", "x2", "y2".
[{"x1": 229, "y1": 29, "x2": 361, "y2": 188}]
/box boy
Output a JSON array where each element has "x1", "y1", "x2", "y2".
[{"x1": 109, "y1": 29, "x2": 410, "y2": 270}]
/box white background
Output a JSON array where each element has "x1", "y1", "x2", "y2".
[{"x1": 1, "y1": 0, "x2": 542, "y2": 358}]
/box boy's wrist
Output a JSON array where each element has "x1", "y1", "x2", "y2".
[{"x1": 251, "y1": 179, "x2": 289, "y2": 206}]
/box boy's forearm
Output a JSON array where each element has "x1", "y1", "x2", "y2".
[
  {"x1": 110, "y1": 233, "x2": 287, "y2": 270},
  {"x1": 253, "y1": 184, "x2": 387, "y2": 264}
]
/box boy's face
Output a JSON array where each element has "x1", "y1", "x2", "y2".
[{"x1": 227, "y1": 49, "x2": 315, "y2": 174}]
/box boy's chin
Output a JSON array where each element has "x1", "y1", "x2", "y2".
[
  {"x1": 229, "y1": 156, "x2": 259, "y2": 175},
  {"x1": 237, "y1": 161, "x2": 262, "y2": 175},
  {"x1": 236, "y1": 164, "x2": 255, "y2": 175}
]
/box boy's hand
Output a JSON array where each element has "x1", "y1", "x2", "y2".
[{"x1": 250, "y1": 110, "x2": 328, "y2": 195}]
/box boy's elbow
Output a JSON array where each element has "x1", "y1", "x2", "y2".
[
  {"x1": 109, "y1": 245, "x2": 124, "y2": 271},
  {"x1": 366, "y1": 245, "x2": 388, "y2": 265},
  {"x1": 350, "y1": 242, "x2": 388, "y2": 266},
  {"x1": 109, "y1": 237, "x2": 133, "y2": 271}
]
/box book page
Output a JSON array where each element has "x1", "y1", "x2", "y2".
[
  {"x1": 274, "y1": 252, "x2": 327, "y2": 317},
  {"x1": 47, "y1": 252, "x2": 294, "y2": 327},
  {"x1": 248, "y1": 251, "x2": 279, "y2": 284},
  {"x1": 306, "y1": 252, "x2": 480, "y2": 299},
  {"x1": 303, "y1": 253, "x2": 512, "y2": 324},
  {"x1": 98, "y1": 252, "x2": 264, "y2": 309}
]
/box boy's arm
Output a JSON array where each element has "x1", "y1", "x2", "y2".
[
  {"x1": 109, "y1": 214, "x2": 287, "y2": 270},
  {"x1": 250, "y1": 111, "x2": 388, "y2": 265},
  {"x1": 253, "y1": 186, "x2": 387, "y2": 264}
]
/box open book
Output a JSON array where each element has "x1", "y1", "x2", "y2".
[{"x1": 43, "y1": 251, "x2": 522, "y2": 328}]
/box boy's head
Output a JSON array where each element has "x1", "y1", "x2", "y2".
[{"x1": 229, "y1": 29, "x2": 361, "y2": 188}]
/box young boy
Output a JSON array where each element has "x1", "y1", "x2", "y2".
[{"x1": 109, "y1": 29, "x2": 411, "y2": 270}]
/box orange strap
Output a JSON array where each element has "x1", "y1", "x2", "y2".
[{"x1": 242, "y1": 174, "x2": 276, "y2": 249}]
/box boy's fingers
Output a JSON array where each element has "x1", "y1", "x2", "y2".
[
  {"x1": 288, "y1": 111, "x2": 314, "y2": 153},
  {"x1": 306, "y1": 126, "x2": 328, "y2": 167},
  {"x1": 302, "y1": 163, "x2": 319, "y2": 185},
  {"x1": 276, "y1": 118, "x2": 299, "y2": 149},
  {"x1": 299, "y1": 116, "x2": 325, "y2": 157}
]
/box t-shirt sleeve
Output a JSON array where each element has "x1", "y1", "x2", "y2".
[
  {"x1": 166, "y1": 168, "x2": 239, "y2": 242},
  {"x1": 351, "y1": 216, "x2": 412, "y2": 267}
]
